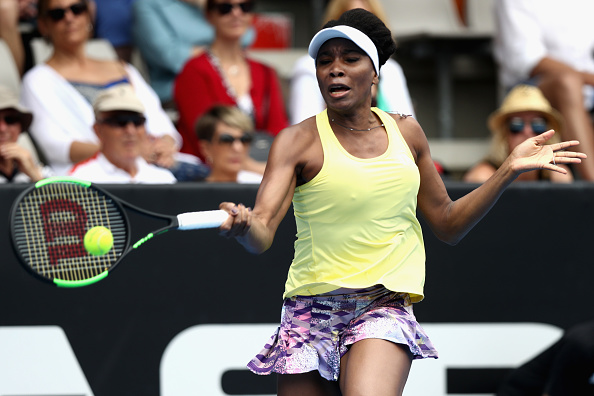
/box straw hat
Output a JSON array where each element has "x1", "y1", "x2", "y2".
[
  {"x1": 0, "y1": 85, "x2": 33, "y2": 131},
  {"x1": 487, "y1": 85, "x2": 563, "y2": 135}
]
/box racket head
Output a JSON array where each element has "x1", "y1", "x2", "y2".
[{"x1": 9, "y1": 177, "x2": 131, "y2": 287}]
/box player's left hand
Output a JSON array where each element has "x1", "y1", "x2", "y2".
[{"x1": 508, "y1": 130, "x2": 586, "y2": 175}]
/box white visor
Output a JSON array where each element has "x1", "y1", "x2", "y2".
[{"x1": 308, "y1": 25, "x2": 380, "y2": 75}]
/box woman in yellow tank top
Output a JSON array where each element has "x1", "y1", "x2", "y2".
[{"x1": 216, "y1": 8, "x2": 586, "y2": 396}]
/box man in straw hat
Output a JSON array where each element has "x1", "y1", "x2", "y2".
[
  {"x1": 464, "y1": 85, "x2": 574, "y2": 183},
  {"x1": 0, "y1": 85, "x2": 51, "y2": 183},
  {"x1": 69, "y1": 84, "x2": 176, "y2": 184}
]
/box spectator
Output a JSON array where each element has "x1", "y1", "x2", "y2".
[
  {"x1": 464, "y1": 85, "x2": 573, "y2": 183},
  {"x1": 195, "y1": 105, "x2": 262, "y2": 183},
  {"x1": 289, "y1": 0, "x2": 415, "y2": 125},
  {"x1": 94, "y1": 0, "x2": 136, "y2": 62},
  {"x1": 173, "y1": 0, "x2": 288, "y2": 166},
  {"x1": 132, "y1": 0, "x2": 254, "y2": 104},
  {"x1": 494, "y1": 0, "x2": 594, "y2": 180},
  {"x1": 0, "y1": 0, "x2": 36, "y2": 76},
  {"x1": 20, "y1": 0, "x2": 198, "y2": 179},
  {"x1": 497, "y1": 320, "x2": 594, "y2": 396},
  {"x1": 0, "y1": 84, "x2": 52, "y2": 182},
  {"x1": 69, "y1": 84, "x2": 176, "y2": 184}
]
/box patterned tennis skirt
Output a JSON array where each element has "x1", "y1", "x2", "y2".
[{"x1": 247, "y1": 285, "x2": 438, "y2": 381}]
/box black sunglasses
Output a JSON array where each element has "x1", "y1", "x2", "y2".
[
  {"x1": 212, "y1": 1, "x2": 255, "y2": 15},
  {"x1": 217, "y1": 133, "x2": 253, "y2": 145},
  {"x1": 46, "y1": 2, "x2": 88, "y2": 22},
  {"x1": 99, "y1": 114, "x2": 146, "y2": 128},
  {"x1": 0, "y1": 114, "x2": 21, "y2": 126},
  {"x1": 508, "y1": 117, "x2": 548, "y2": 135}
]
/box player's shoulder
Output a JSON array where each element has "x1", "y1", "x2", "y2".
[
  {"x1": 386, "y1": 112, "x2": 423, "y2": 137},
  {"x1": 268, "y1": 117, "x2": 319, "y2": 162},
  {"x1": 277, "y1": 116, "x2": 318, "y2": 143}
]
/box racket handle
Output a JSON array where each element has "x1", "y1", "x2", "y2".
[{"x1": 177, "y1": 210, "x2": 229, "y2": 230}]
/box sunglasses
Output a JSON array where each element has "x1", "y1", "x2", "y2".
[
  {"x1": 508, "y1": 117, "x2": 548, "y2": 135},
  {"x1": 0, "y1": 114, "x2": 21, "y2": 126},
  {"x1": 46, "y1": 2, "x2": 88, "y2": 22},
  {"x1": 217, "y1": 133, "x2": 253, "y2": 145},
  {"x1": 99, "y1": 114, "x2": 146, "y2": 128},
  {"x1": 212, "y1": 1, "x2": 255, "y2": 15}
]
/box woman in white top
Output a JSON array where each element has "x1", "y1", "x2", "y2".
[
  {"x1": 20, "y1": 0, "x2": 184, "y2": 176},
  {"x1": 289, "y1": 0, "x2": 415, "y2": 125}
]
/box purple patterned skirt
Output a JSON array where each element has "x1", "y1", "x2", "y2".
[{"x1": 247, "y1": 285, "x2": 438, "y2": 381}]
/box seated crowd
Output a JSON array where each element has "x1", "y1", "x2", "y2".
[{"x1": 0, "y1": 0, "x2": 592, "y2": 185}]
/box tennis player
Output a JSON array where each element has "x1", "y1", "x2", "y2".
[{"x1": 218, "y1": 8, "x2": 585, "y2": 396}]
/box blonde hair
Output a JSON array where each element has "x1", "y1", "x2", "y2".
[
  {"x1": 195, "y1": 105, "x2": 254, "y2": 141},
  {"x1": 322, "y1": 0, "x2": 391, "y2": 29}
]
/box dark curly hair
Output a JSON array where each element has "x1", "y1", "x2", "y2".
[{"x1": 323, "y1": 8, "x2": 396, "y2": 68}]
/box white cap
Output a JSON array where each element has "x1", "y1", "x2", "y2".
[
  {"x1": 308, "y1": 25, "x2": 380, "y2": 75},
  {"x1": 93, "y1": 84, "x2": 145, "y2": 117}
]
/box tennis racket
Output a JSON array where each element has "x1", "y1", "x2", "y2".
[{"x1": 9, "y1": 177, "x2": 229, "y2": 288}]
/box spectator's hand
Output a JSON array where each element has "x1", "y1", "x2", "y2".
[
  {"x1": 152, "y1": 135, "x2": 176, "y2": 168},
  {"x1": 0, "y1": 142, "x2": 43, "y2": 181},
  {"x1": 507, "y1": 130, "x2": 586, "y2": 175},
  {"x1": 143, "y1": 135, "x2": 176, "y2": 169}
]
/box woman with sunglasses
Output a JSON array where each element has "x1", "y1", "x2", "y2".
[
  {"x1": 173, "y1": 0, "x2": 288, "y2": 171},
  {"x1": 195, "y1": 105, "x2": 262, "y2": 183},
  {"x1": 19, "y1": 0, "x2": 189, "y2": 177},
  {"x1": 464, "y1": 85, "x2": 574, "y2": 183},
  {"x1": 132, "y1": 0, "x2": 255, "y2": 104},
  {"x1": 216, "y1": 9, "x2": 585, "y2": 395}
]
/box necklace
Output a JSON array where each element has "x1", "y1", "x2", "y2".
[
  {"x1": 228, "y1": 64, "x2": 239, "y2": 76},
  {"x1": 331, "y1": 118, "x2": 384, "y2": 132}
]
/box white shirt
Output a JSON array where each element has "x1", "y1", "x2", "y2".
[
  {"x1": 237, "y1": 170, "x2": 262, "y2": 184},
  {"x1": 494, "y1": 0, "x2": 594, "y2": 107},
  {"x1": 20, "y1": 63, "x2": 183, "y2": 176},
  {"x1": 69, "y1": 153, "x2": 176, "y2": 184},
  {"x1": 289, "y1": 55, "x2": 416, "y2": 125}
]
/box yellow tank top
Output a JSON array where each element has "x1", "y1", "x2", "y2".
[{"x1": 284, "y1": 108, "x2": 425, "y2": 302}]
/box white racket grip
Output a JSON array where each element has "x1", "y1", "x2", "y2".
[{"x1": 176, "y1": 210, "x2": 229, "y2": 230}]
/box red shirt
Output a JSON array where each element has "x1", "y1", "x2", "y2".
[{"x1": 173, "y1": 52, "x2": 288, "y2": 158}]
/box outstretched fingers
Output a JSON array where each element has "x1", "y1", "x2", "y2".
[
  {"x1": 553, "y1": 150, "x2": 587, "y2": 162},
  {"x1": 545, "y1": 143, "x2": 587, "y2": 173},
  {"x1": 551, "y1": 140, "x2": 583, "y2": 152}
]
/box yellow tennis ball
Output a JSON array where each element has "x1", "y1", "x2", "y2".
[{"x1": 84, "y1": 226, "x2": 114, "y2": 256}]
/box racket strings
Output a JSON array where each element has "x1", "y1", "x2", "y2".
[{"x1": 12, "y1": 182, "x2": 128, "y2": 283}]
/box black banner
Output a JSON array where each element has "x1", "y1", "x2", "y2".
[{"x1": 1, "y1": 182, "x2": 593, "y2": 395}]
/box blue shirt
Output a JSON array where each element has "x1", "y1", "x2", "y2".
[
  {"x1": 95, "y1": 0, "x2": 137, "y2": 47},
  {"x1": 132, "y1": 0, "x2": 254, "y2": 102}
]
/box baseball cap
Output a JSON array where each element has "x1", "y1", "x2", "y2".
[{"x1": 93, "y1": 84, "x2": 145, "y2": 117}]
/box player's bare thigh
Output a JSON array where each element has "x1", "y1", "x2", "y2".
[
  {"x1": 339, "y1": 338, "x2": 413, "y2": 396},
  {"x1": 277, "y1": 371, "x2": 341, "y2": 396}
]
